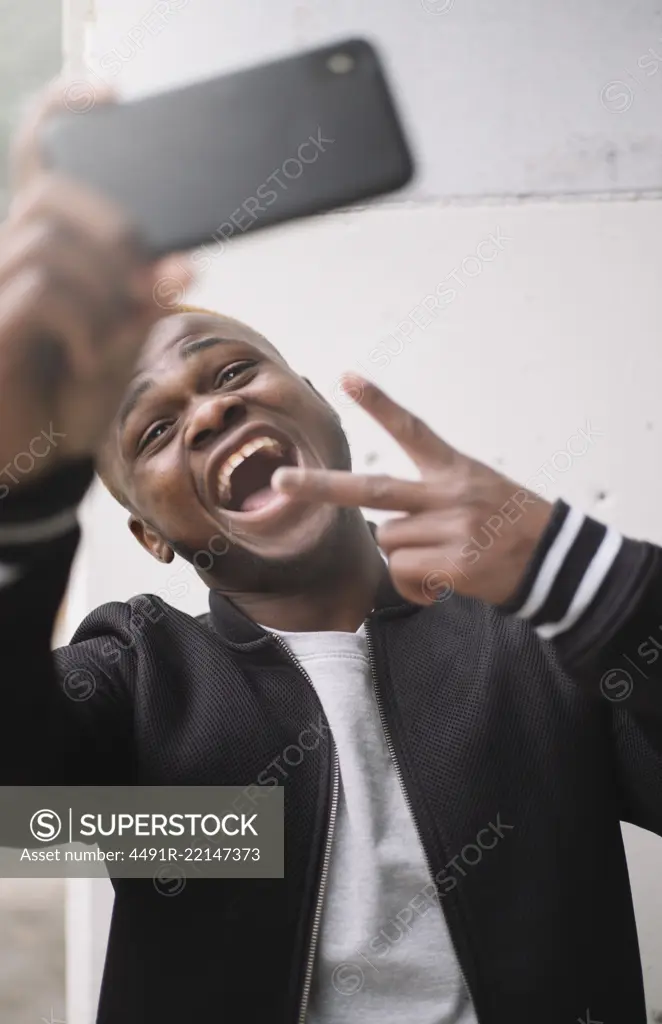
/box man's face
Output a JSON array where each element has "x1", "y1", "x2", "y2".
[{"x1": 106, "y1": 311, "x2": 351, "y2": 587}]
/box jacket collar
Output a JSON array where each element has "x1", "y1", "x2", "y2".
[{"x1": 207, "y1": 523, "x2": 415, "y2": 649}]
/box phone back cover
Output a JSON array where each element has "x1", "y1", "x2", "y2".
[{"x1": 42, "y1": 39, "x2": 414, "y2": 256}]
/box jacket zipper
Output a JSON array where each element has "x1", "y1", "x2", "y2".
[
  {"x1": 269, "y1": 635, "x2": 340, "y2": 1024},
  {"x1": 363, "y1": 619, "x2": 477, "y2": 1017}
]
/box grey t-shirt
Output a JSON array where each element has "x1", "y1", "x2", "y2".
[{"x1": 266, "y1": 623, "x2": 477, "y2": 1023}]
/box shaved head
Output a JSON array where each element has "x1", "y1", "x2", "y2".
[{"x1": 93, "y1": 301, "x2": 354, "y2": 597}]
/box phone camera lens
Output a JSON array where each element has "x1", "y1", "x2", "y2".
[{"x1": 326, "y1": 52, "x2": 355, "y2": 74}]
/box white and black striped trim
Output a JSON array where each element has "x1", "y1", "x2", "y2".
[
  {"x1": 0, "y1": 457, "x2": 93, "y2": 529},
  {"x1": 0, "y1": 458, "x2": 92, "y2": 560},
  {"x1": 537, "y1": 527, "x2": 622, "y2": 639},
  {"x1": 516, "y1": 507, "x2": 586, "y2": 621},
  {"x1": 0, "y1": 506, "x2": 79, "y2": 547},
  {"x1": 507, "y1": 500, "x2": 623, "y2": 639}
]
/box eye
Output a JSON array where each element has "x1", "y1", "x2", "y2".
[
  {"x1": 137, "y1": 421, "x2": 172, "y2": 454},
  {"x1": 214, "y1": 360, "x2": 257, "y2": 388}
]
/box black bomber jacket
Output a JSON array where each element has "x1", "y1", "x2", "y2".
[{"x1": 1, "y1": 460, "x2": 661, "y2": 1023}]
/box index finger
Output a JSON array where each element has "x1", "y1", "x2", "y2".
[
  {"x1": 271, "y1": 466, "x2": 432, "y2": 512},
  {"x1": 339, "y1": 374, "x2": 457, "y2": 469}
]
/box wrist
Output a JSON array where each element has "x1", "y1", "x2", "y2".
[
  {"x1": 499, "y1": 498, "x2": 566, "y2": 613},
  {"x1": 0, "y1": 455, "x2": 94, "y2": 529}
]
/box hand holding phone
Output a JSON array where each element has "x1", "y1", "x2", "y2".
[{"x1": 0, "y1": 83, "x2": 191, "y2": 486}]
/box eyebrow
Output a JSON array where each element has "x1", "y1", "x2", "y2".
[
  {"x1": 179, "y1": 335, "x2": 238, "y2": 359},
  {"x1": 118, "y1": 378, "x2": 153, "y2": 433}
]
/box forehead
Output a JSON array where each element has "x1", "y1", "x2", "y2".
[{"x1": 137, "y1": 312, "x2": 270, "y2": 374}]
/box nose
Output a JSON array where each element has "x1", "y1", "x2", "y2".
[{"x1": 184, "y1": 394, "x2": 246, "y2": 450}]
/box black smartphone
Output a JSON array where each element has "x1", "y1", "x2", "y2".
[{"x1": 41, "y1": 38, "x2": 414, "y2": 258}]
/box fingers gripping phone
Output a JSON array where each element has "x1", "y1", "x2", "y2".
[{"x1": 41, "y1": 39, "x2": 414, "y2": 258}]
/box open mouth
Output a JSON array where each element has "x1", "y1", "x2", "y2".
[{"x1": 216, "y1": 435, "x2": 298, "y2": 513}]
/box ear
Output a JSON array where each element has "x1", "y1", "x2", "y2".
[{"x1": 128, "y1": 516, "x2": 175, "y2": 564}]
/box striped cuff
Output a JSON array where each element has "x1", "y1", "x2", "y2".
[
  {"x1": 0, "y1": 458, "x2": 94, "y2": 580},
  {"x1": 505, "y1": 500, "x2": 624, "y2": 640}
]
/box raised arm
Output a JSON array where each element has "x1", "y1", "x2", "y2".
[
  {"x1": 273, "y1": 375, "x2": 662, "y2": 728},
  {"x1": 0, "y1": 80, "x2": 191, "y2": 784}
]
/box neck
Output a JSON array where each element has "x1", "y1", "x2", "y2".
[{"x1": 221, "y1": 518, "x2": 386, "y2": 633}]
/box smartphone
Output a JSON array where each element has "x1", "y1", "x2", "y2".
[{"x1": 41, "y1": 38, "x2": 414, "y2": 258}]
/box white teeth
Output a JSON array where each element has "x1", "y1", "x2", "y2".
[{"x1": 217, "y1": 436, "x2": 284, "y2": 503}]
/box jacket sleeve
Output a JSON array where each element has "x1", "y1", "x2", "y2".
[
  {"x1": 502, "y1": 499, "x2": 662, "y2": 833},
  {"x1": 0, "y1": 459, "x2": 137, "y2": 788}
]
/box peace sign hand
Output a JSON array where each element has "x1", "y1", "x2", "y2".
[{"x1": 272, "y1": 376, "x2": 554, "y2": 607}]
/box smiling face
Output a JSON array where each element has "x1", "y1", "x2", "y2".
[{"x1": 100, "y1": 310, "x2": 354, "y2": 593}]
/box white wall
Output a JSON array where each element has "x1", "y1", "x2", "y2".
[
  {"x1": 63, "y1": 0, "x2": 662, "y2": 1019},
  {"x1": 84, "y1": 0, "x2": 662, "y2": 198}
]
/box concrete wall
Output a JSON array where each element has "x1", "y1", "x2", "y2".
[
  {"x1": 63, "y1": 0, "x2": 662, "y2": 1019},
  {"x1": 0, "y1": 879, "x2": 66, "y2": 1024}
]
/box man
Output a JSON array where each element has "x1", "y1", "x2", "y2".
[{"x1": 1, "y1": 83, "x2": 662, "y2": 1024}]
